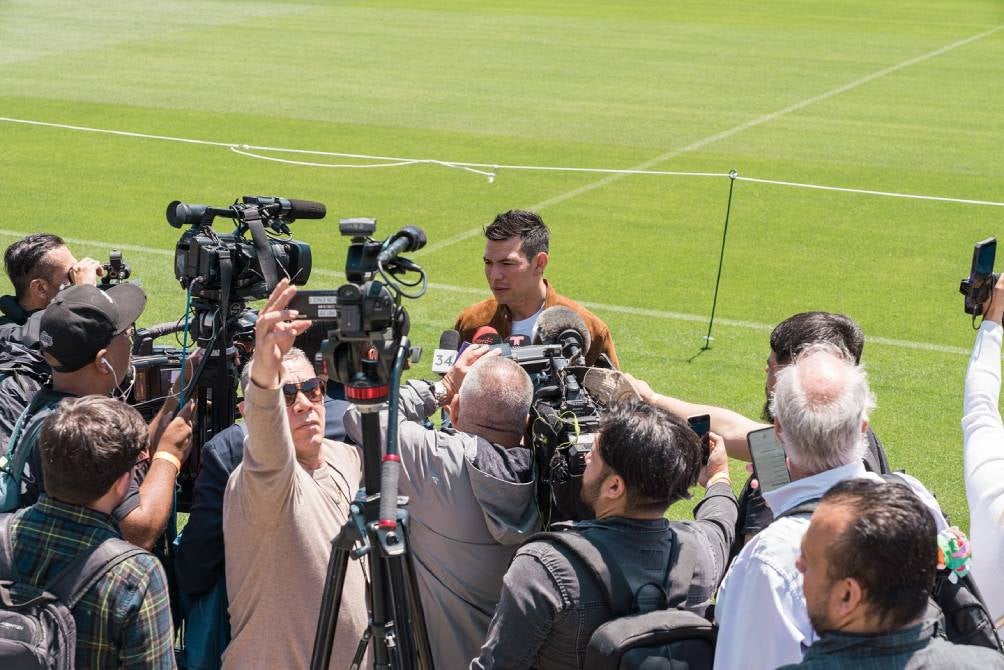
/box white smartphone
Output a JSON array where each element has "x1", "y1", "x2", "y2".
[{"x1": 747, "y1": 427, "x2": 791, "y2": 493}]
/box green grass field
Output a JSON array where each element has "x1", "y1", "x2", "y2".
[{"x1": 2, "y1": 0, "x2": 1003, "y2": 528}]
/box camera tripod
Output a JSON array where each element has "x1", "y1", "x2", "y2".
[{"x1": 310, "y1": 336, "x2": 434, "y2": 670}]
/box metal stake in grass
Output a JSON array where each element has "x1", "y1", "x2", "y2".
[{"x1": 702, "y1": 169, "x2": 739, "y2": 351}]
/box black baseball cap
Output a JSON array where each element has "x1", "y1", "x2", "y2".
[{"x1": 38, "y1": 284, "x2": 146, "y2": 373}]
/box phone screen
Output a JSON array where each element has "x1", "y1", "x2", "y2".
[
  {"x1": 688, "y1": 414, "x2": 711, "y2": 439},
  {"x1": 974, "y1": 238, "x2": 997, "y2": 278},
  {"x1": 747, "y1": 427, "x2": 790, "y2": 493}
]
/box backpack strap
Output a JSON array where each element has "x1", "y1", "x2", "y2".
[
  {"x1": 1, "y1": 393, "x2": 60, "y2": 474},
  {"x1": 533, "y1": 530, "x2": 635, "y2": 617},
  {"x1": 0, "y1": 514, "x2": 16, "y2": 580},
  {"x1": 663, "y1": 524, "x2": 704, "y2": 608},
  {"x1": 46, "y1": 538, "x2": 146, "y2": 609},
  {"x1": 773, "y1": 498, "x2": 821, "y2": 522}
]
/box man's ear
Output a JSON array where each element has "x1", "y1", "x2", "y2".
[
  {"x1": 834, "y1": 577, "x2": 865, "y2": 619},
  {"x1": 112, "y1": 468, "x2": 131, "y2": 500},
  {"x1": 603, "y1": 472, "x2": 626, "y2": 502},
  {"x1": 94, "y1": 348, "x2": 111, "y2": 374},
  {"x1": 27, "y1": 277, "x2": 49, "y2": 302},
  {"x1": 533, "y1": 251, "x2": 549, "y2": 275}
]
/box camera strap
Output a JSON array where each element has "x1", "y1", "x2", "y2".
[{"x1": 246, "y1": 217, "x2": 280, "y2": 290}]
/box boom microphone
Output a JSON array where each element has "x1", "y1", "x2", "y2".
[
  {"x1": 535, "y1": 306, "x2": 591, "y2": 365},
  {"x1": 242, "y1": 196, "x2": 327, "y2": 220},
  {"x1": 377, "y1": 226, "x2": 427, "y2": 265}
]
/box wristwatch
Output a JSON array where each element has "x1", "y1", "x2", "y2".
[{"x1": 431, "y1": 380, "x2": 450, "y2": 408}]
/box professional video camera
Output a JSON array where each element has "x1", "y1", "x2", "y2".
[
  {"x1": 289, "y1": 218, "x2": 428, "y2": 399},
  {"x1": 168, "y1": 195, "x2": 321, "y2": 302},
  {"x1": 961, "y1": 237, "x2": 999, "y2": 319},
  {"x1": 470, "y1": 307, "x2": 608, "y2": 522},
  {"x1": 511, "y1": 344, "x2": 603, "y2": 523},
  {"x1": 161, "y1": 194, "x2": 322, "y2": 508}
]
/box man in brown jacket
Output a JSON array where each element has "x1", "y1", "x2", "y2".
[{"x1": 454, "y1": 209, "x2": 619, "y2": 368}]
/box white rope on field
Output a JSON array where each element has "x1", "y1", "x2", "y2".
[
  {"x1": 734, "y1": 176, "x2": 1004, "y2": 208},
  {"x1": 1, "y1": 115, "x2": 1002, "y2": 208}
]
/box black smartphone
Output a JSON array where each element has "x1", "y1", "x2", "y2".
[
  {"x1": 962, "y1": 238, "x2": 997, "y2": 316},
  {"x1": 747, "y1": 427, "x2": 791, "y2": 493},
  {"x1": 688, "y1": 414, "x2": 711, "y2": 465}
]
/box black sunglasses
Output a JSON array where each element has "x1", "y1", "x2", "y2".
[{"x1": 281, "y1": 377, "x2": 326, "y2": 407}]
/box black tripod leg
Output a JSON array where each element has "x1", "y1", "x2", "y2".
[
  {"x1": 402, "y1": 557, "x2": 433, "y2": 668},
  {"x1": 310, "y1": 539, "x2": 354, "y2": 670},
  {"x1": 349, "y1": 627, "x2": 372, "y2": 670}
]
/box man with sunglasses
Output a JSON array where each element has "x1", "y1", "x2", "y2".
[
  {"x1": 222, "y1": 279, "x2": 368, "y2": 670},
  {"x1": 2, "y1": 283, "x2": 195, "y2": 550}
]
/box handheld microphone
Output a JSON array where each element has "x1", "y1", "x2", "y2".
[
  {"x1": 242, "y1": 195, "x2": 327, "y2": 220},
  {"x1": 377, "y1": 226, "x2": 428, "y2": 265},
  {"x1": 471, "y1": 326, "x2": 502, "y2": 345},
  {"x1": 535, "y1": 306, "x2": 591, "y2": 365},
  {"x1": 432, "y1": 329, "x2": 461, "y2": 375},
  {"x1": 507, "y1": 334, "x2": 530, "y2": 347}
]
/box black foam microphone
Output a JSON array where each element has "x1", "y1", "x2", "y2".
[
  {"x1": 377, "y1": 226, "x2": 427, "y2": 265},
  {"x1": 242, "y1": 196, "x2": 327, "y2": 220},
  {"x1": 535, "y1": 306, "x2": 591, "y2": 365}
]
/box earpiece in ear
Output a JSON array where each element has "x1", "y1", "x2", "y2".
[{"x1": 101, "y1": 358, "x2": 113, "y2": 372}]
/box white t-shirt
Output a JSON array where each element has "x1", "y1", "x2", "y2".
[{"x1": 512, "y1": 304, "x2": 545, "y2": 341}]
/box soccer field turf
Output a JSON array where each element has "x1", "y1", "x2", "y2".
[{"x1": 2, "y1": 0, "x2": 1003, "y2": 527}]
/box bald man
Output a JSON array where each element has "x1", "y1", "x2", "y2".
[{"x1": 344, "y1": 346, "x2": 541, "y2": 670}]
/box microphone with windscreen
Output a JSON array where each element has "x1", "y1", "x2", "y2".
[{"x1": 534, "y1": 306, "x2": 591, "y2": 365}]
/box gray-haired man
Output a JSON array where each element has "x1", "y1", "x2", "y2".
[
  {"x1": 344, "y1": 345, "x2": 541, "y2": 670},
  {"x1": 713, "y1": 344, "x2": 947, "y2": 670}
]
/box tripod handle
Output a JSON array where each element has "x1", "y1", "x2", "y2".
[{"x1": 378, "y1": 455, "x2": 402, "y2": 528}]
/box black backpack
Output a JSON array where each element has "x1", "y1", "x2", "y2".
[
  {"x1": 775, "y1": 478, "x2": 1004, "y2": 653},
  {"x1": 0, "y1": 515, "x2": 144, "y2": 669},
  {"x1": 0, "y1": 341, "x2": 49, "y2": 447},
  {"x1": 534, "y1": 527, "x2": 717, "y2": 670}
]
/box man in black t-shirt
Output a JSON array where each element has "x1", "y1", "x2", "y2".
[{"x1": 8, "y1": 283, "x2": 194, "y2": 549}]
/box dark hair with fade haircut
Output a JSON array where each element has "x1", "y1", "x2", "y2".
[
  {"x1": 484, "y1": 210, "x2": 550, "y2": 260},
  {"x1": 4, "y1": 233, "x2": 67, "y2": 300},
  {"x1": 770, "y1": 311, "x2": 864, "y2": 365},
  {"x1": 820, "y1": 478, "x2": 936, "y2": 631},
  {"x1": 39, "y1": 396, "x2": 148, "y2": 505},
  {"x1": 597, "y1": 400, "x2": 703, "y2": 513}
]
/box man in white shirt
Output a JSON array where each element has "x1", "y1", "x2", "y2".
[
  {"x1": 963, "y1": 273, "x2": 1004, "y2": 632},
  {"x1": 714, "y1": 343, "x2": 946, "y2": 670}
]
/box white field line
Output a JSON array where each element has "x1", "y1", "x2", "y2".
[
  {"x1": 419, "y1": 23, "x2": 1004, "y2": 256},
  {"x1": 0, "y1": 229, "x2": 968, "y2": 357}
]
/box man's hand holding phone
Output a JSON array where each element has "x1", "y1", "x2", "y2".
[{"x1": 698, "y1": 431, "x2": 730, "y2": 488}]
